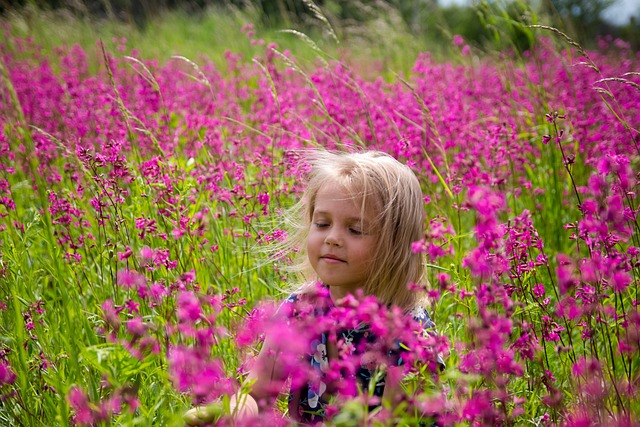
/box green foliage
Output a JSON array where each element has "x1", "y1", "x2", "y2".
[
  {"x1": 1, "y1": 2, "x2": 639, "y2": 425},
  {"x1": 546, "y1": 0, "x2": 615, "y2": 43},
  {"x1": 3, "y1": 0, "x2": 638, "y2": 52}
]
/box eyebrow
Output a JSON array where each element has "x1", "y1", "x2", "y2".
[{"x1": 312, "y1": 211, "x2": 366, "y2": 223}]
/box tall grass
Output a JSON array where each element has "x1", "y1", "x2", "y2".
[
  {"x1": 0, "y1": 2, "x2": 639, "y2": 426},
  {"x1": 3, "y1": 2, "x2": 444, "y2": 76}
]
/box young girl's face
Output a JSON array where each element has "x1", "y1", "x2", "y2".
[{"x1": 306, "y1": 184, "x2": 379, "y2": 299}]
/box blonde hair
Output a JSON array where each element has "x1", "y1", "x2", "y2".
[{"x1": 280, "y1": 150, "x2": 427, "y2": 311}]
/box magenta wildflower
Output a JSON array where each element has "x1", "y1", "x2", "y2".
[
  {"x1": 0, "y1": 360, "x2": 16, "y2": 385},
  {"x1": 611, "y1": 271, "x2": 632, "y2": 293},
  {"x1": 462, "y1": 392, "x2": 492, "y2": 422},
  {"x1": 117, "y1": 247, "x2": 133, "y2": 260},
  {"x1": 177, "y1": 291, "x2": 202, "y2": 323},
  {"x1": 148, "y1": 282, "x2": 168, "y2": 303},
  {"x1": 168, "y1": 346, "x2": 235, "y2": 403},
  {"x1": 411, "y1": 240, "x2": 427, "y2": 253},
  {"x1": 101, "y1": 299, "x2": 121, "y2": 331},
  {"x1": 139, "y1": 246, "x2": 154, "y2": 264},
  {"x1": 116, "y1": 269, "x2": 145, "y2": 289},
  {"x1": 68, "y1": 386, "x2": 93, "y2": 425},
  {"x1": 126, "y1": 317, "x2": 146, "y2": 338},
  {"x1": 532, "y1": 283, "x2": 545, "y2": 298},
  {"x1": 453, "y1": 35, "x2": 465, "y2": 47}
]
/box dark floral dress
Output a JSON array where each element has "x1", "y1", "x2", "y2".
[{"x1": 282, "y1": 289, "x2": 441, "y2": 424}]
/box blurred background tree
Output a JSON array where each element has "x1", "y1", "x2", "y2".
[
  {"x1": 0, "y1": 0, "x2": 637, "y2": 50},
  {"x1": 544, "y1": 0, "x2": 618, "y2": 43}
]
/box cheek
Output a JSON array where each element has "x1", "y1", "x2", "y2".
[
  {"x1": 356, "y1": 240, "x2": 377, "y2": 262},
  {"x1": 306, "y1": 231, "x2": 320, "y2": 254},
  {"x1": 366, "y1": 240, "x2": 379, "y2": 261}
]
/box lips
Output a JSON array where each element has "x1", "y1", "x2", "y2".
[{"x1": 320, "y1": 254, "x2": 346, "y2": 263}]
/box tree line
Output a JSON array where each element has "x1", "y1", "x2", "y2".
[{"x1": 1, "y1": 0, "x2": 638, "y2": 50}]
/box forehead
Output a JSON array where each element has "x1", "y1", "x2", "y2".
[{"x1": 313, "y1": 184, "x2": 377, "y2": 220}]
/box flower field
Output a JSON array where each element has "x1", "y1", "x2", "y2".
[{"x1": 0, "y1": 20, "x2": 639, "y2": 426}]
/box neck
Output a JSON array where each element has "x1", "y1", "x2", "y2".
[
  {"x1": 328, "y1": 285, "x2": 365, "y2": 304},
  {"x1": 329, "y1": 285, "x2": 349, "y2": 304}
]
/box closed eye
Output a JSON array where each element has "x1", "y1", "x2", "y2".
[
  {"x1": 349, "y1": 227, "x2": 363, "y2": 235},
  {"x1": 314, "y1": 222, "x2": 329, "y2": 229}
]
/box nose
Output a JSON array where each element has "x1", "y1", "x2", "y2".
[{"x1": 324, "y1": 228, "x2": 342, "y2": 247}]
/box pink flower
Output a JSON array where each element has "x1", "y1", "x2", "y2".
[
  {"x1": 101, "y1": 299, "x2": 121, "y2": 331},
  {"x1": 117, "y1": 247, "x2": 133, "y2": 260},
  {"x1": 168, "y1": 346, "x2": 234, "y2": 401},
  {"x1": 177, "y1": 291, "x2": 201, "y2": 323},
  {"x1": 139, "y1": 246, "x2": 154, "y2": 263},
  {"x1": 68, "y1": 387, "x2": 93, "y2": 425},
  {"x1": 411, "y1": 240, "x2": 427, "y2": 253},
  {"x1": 126, "y1": 317, "x2": 146, "y2": 338},
  {"x1": 611, "y1": 271, "x2": 631, "y2": 293},
  {"x1": 0, "y1": 360, "x2": 16, "y2": 385},
  {"x1": 116, "y1": 269, "x2": 145, "y2": 289},
  {"x1": 149, "y1": 282, "x2": 168, "y2": 303},
  {"x1": 532, "y1": 283, "x2": 545, "y2": 298},
  {"x1": 453, "y1": 34, "x2": 465, "y2": 47},
  {"x1": 462, "y1": 393, "x2": 492, "y2": 421}
]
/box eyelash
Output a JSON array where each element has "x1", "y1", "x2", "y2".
[{"x1": 314, "y1": 222, "x2": 364, "y2": 235}]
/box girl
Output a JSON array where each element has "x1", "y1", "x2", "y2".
[{"x1": 186, "y1": 150, "x2": 442, "y2": 425}]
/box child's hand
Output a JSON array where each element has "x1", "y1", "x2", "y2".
[
  {"x1": 183, "y1": 402, "x2": 223, "y2": 426},
  {"x1": 183, "y1": 392, "x2": 260, "y2": 425}
]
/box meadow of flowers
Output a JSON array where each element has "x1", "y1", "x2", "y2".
[{"x1": 0, "y1": 17, "x2": 639, "y2": 426}]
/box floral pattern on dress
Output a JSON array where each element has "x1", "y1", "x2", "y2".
[{"x1": 283, "y1": 290, "x2": 441, "y2": 424}]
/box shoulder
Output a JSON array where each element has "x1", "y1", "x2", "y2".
[
  {"x1": 285, "y1": 293, "x2": 300, "y2": 304},
  {"x1": 278, "y1": 283, "x2": 331, "y2": 318},
  {"x1": 408, "y1": 305, "x2": 436, "y2": 329},
  {"x1": 276, "y1": 292, "x2": 300, "y2": 318},
  {"x1": 282, "y1": 284, "x2": 316, "y2": 305},
  {"x1": 280, "y1": 282, "x2": 315, "y2": 307}
]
